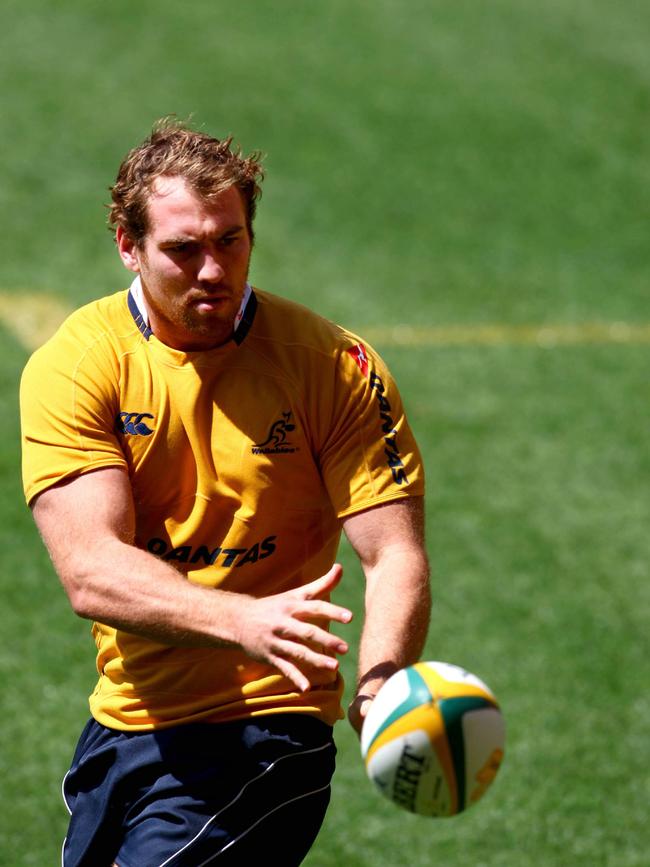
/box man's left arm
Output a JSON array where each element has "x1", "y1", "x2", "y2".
[{"x1": 343, "y1": 496, "x2": 431, "y2": 735}]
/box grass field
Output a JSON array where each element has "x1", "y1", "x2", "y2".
[{"x1": 1, "y1": 1, "x2": 649, "y2": 864}]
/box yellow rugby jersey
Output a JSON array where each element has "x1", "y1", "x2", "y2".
[{"x1": 20, "y1": 285, "x2": 425, "y2": 730}]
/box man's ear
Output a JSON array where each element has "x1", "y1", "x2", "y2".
[{"x1": 116, "y1": 226, "x2": 141, "y2": 273}]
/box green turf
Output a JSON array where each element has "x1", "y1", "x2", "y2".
[{"x1": 1, "y1": 1, "x2": 649, "y2": 864}]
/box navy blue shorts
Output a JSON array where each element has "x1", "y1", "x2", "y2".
[{"x1": 62, "y1": 714, "x2": 336, "y2": 867}]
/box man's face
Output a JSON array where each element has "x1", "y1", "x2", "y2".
[{"x1": 117, "y1": 176, "x2": 252, "y2": 351}]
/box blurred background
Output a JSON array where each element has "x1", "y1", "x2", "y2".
[{"x1": 1, "y1": 1, "x2": 649, "y2": 863}]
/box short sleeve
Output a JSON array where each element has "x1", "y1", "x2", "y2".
[
  {"x1": 317, "y1": 338, "x2": 425, "y2": 518},
  {"x1": 20, "y1": 329, "x2": 127, "y2": 506}
]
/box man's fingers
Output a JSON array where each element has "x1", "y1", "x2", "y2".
[
  {"x1": 289, "y1": 619, "x2": 349, "y2": 655},
  {"x1": 276, "y1": 616, "x2": 348, "y2": 655},
  {"x1": 239, "y1": 565, "x2": 352, "y2": 689},
  {"x1": 269, "y1": 640, "x2": 343, "y2": 692},
  {"x1": 288, "y1": 564, "x2": 353, "y2": 623},
  {"x1": 274, "y1": 639, "x2": 340, "y2": 673},
  {"x1": 295, "y1": 599, "x2": 353, "y2": 626},
  {"x1": 301, "y1": 563, "x2": 344, "y2": 599},
  {"x1": 270, "y1": 656, "x2": 311, "y2": 693},
  {"x1": 347, "y1": 694, "x2": 375, "y2": 736}
]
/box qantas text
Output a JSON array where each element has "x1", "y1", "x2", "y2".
[
  {"x1": 146, "y1": 535, "x2": 277, "y2": 567},
  {"x1": 369, "y1": 372, "x2": 409, "y2": 486}
]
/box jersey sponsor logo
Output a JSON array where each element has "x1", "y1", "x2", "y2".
[
  {"x1": 117, "y1": 411, "x2": 155, "y2": 436},
  {"x1": 146, "y1": 534, "x2": 277, "y2": 567},
  {"x1": 251, "y1": 411, "x2": 298, "y2": 455},
  {"x1": 346, "y1": 342, "x2": 369, "y2": 378},
  {"x1": 369, "y1": 372, "x2": 409, "y2": 486}
]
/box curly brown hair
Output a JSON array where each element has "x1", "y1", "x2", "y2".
[{"x1": 108, "y1": 118, "x2": 264, "y2": 246}]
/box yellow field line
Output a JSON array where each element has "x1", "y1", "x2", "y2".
[
  {"x1": 2, "y1": 291, "x2": 650, "y2": 350},
  {"x1": 363, "y1": 322, "x2": 650, "y2": 347},
  {"x1": 0, "y1": 293, "x2": 73, "y2": 352}
]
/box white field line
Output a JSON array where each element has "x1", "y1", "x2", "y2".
[{"x1": 1, "y1": 292, "x2": 649, "y2": 350}]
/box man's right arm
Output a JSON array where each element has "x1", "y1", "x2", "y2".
[{"x1": 32, "y1": 466, "x2": 352, "y2": 692}]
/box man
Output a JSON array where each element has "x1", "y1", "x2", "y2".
[{"x1": 20, "y1": 119, "x2": 430, "y2": 866}]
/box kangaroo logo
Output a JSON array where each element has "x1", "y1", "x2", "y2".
[
  {"x1": 117, "y1": 411, "x2": 155, "y2": 436},
  {"x1": 252, "y1": 412, "x2": 298, "y2": 455}
]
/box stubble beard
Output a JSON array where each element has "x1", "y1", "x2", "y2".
[
  {"x1": 177, "y1": 278, "x2": 249, "y2": 348},
  {"x1": 180, "y1": 303, "x2": 234, "y2": 344}
]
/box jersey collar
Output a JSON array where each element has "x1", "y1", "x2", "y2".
[{"x1": 127, "y1": 276, "x2": 257, "y2": 346}]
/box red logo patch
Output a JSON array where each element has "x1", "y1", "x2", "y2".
[{"x1": 346, "y1": 343, "x2": 369, "y2": 378}]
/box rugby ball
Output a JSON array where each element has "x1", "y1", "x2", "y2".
[{"x1": 360, "y1": 661, "x2": 505, "y2": 817}]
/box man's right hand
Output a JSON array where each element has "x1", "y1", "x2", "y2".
[{"x1": 234, "y1": 564, "x2": 353, "y2": 692}]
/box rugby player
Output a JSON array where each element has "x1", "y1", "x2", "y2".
[{"x1": 20, "y1": 119, "x2": 431, "y2": 866}]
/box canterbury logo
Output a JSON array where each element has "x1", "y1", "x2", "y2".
[
  {"x1": 117, "y1": 411, "x2": 155, "y2": 436},
  {"x1": 252, "y1": 412, "x2": 298, "y2": 455}
]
